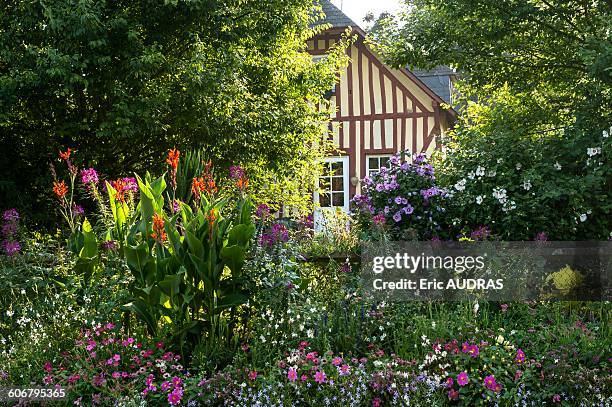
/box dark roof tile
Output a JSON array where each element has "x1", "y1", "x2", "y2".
[{"x1": 313, "y1": 0, "x2": 357, "y2": 28}]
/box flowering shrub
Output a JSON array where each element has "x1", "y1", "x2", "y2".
[
  {"x1": 353, "y1": 152, "x2": 451, "y2": 240},
  {"x1": 436, "y1": 87, "x2": 611, "y2": 240}
]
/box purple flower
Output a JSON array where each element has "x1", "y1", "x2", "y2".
[
  {"x1": 101, "y1": 240, "x2": 117, "y2": 251},
  {"x1": 256, "y1": 204, "x2": 270, "y2": 218},
  {"x1": 122, "y1": 177, "x2": 138, "y2": 192},
  {"x1": 168, "y1": 387, "x2": 183, "y2": 405},
  {"x1": 80, "y1": 168, "x2": 99, "y2": 185},
  {"x1": 2, "y1": 209, "x2": 19, "y2": 222},
  {"x1": 72, "y1": 204, "x2": 84, "y2": 216},
  {"x1": 394, "y1": 196, "x2": 403, "y2": 205},
  {"x1": 535, "y1": 231, "x2": 548, "y2": 241},
  {"x1": 172, "y1": 200, "x2": 181, "y2": 213},
  {"x1": 2, "y1": 241, "x2": 20, "y2": 256},
  {"x1": 375, "y1": 184, "x2": 384, "y2": 192},
  {"x1": 229, "y1": 165, "x2": 245, "y2": 180},
  {"x1": 413, "y1": 153, "x2": 426, "y2": 164},
  {"x1": 402, "y1": 205, "x2": 414, "y2": 215},
  {"x1": 393, "y1": 212, "x2": 402, "y2": 223},
  {"x1": 2, "y1": 222, "x2": 17, "y2": 238},
  {"x1": 390, "y1": 156, "x2": 400, "y2": 165},
  {"x1": 470, "y1": 226, "x2": 490, "y2": 240},
  {"x1": 457, "y1": 371, "x2": 469, "y2": 386}
]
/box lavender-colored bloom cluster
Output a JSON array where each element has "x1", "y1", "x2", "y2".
[
  {"x1": 354, "y1": 151, "x2": 449, "y2": 236},
  {"x1": 122, "y1": 177, "x2": 138, "y2": 192},
  {"x1": 80, "y1": 168, "x2": 99, "y2": 185},
  {"x1": 1, "y1": 208, "x2": 21, "y2": 256},
  {"x1": 256, "y1": 204, "x2": 270, "y2": 218},
  {"x1": 229, "y1": 165, "x2": 245, "y2": 180},
  {"x1": 259, "y1": 223, "x2": 289, "y2": 247}
]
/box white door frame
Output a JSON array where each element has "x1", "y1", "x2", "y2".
[{"x1": 314, "y1": 156, "x2": 349, "y2": 231}]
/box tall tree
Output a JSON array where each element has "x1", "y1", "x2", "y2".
[
  {"x1": 377, "y1": 0, "x2": 611, "y2": 239},
  {"x1": 0, "y1": 0, "x2": 345, "y2": 222}
]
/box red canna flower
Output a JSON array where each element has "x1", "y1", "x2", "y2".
[
  {"x1": 59, "y1": 148, "x2": 72, "y2": 161},
  {"x1": 191, "y1": 177, "x2": 205, "y2": 201},
  {"x1": 111, "y1": 179, "x2": 127, "y2": 203},
  {"x1": 166, "y1": 148, "x2": 180, "y2": 170},
  {"x1": 151, "y1": 213, "x2": 167, "y2": 242},
  {"x1": 53, "y1": 180, "x2": 68, "y2": 199}
]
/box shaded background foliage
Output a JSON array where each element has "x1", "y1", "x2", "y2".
[{"x1": 0, "y1": 0, "x2": 343, "y2": 225}]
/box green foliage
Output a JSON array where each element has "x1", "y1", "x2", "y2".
[
  {"x1": 107, "y1": 173, "x2": 257, "y2": 356},
  {"x1": 0, "y1": 0, "x2": 348, "y2": 222},
  {"x1": 435, "y1": 85, "x2": 611, "y2": 239}
]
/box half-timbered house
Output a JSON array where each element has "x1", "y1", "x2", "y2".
[{"x1": 310, "y1": 0, "x2": 456, "y2": 224}]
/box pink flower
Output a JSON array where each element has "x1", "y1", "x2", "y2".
[
  {"x1": 331, "y1": 357, "x2": 342, "y2": 366},
  {"x1": 287, "y1": 368, "x2": 298, "y2": 382},
  {"x1": 372, "y1": 398, "x2": 382, "y2": 407},
  {"x1": 80, "y1": 168, "x2": 99, "y2": 185},
  {"x1": 501, "y1": 304, "x2": 509, "y2": 312},
  {"x1": 113, "y1": 354, "x2": 120, "y2": 361},
  {"x1": 468, "y1": 345, "x2": 479, "y2": 358},
  {"x1": 172, "y1": 376, "x2": 182, "y2": 387},
  {"x1": 168, "y1": 388, "x2": 183, "y2": 405},
  {"x1": 248, "y1": 370, "x2": 257, "y2": 380},
  {"x1": 515, "y1": 370, "x2": 523, "y2": 381},
  {"x1": 300, "y1": 374, "x2": 308, "y2": 382},
  {"x1": 111, "y1": 372, "x2": 120, "y2": 379},
  {"x1": 484, "y1": 375, "x2": 497, "y2": 391},
  {"x1": 552, "y1": 394, "x2": 561, "y2": 403},
  {"x1": 457, "y1": 371, "x2": 469, "y2": 386},
  {"x1": 515, "y1": 348, "x2": 526, "y2": 364},
  {"x1": 448, "y1": 388, "x2": 459, "y2": 400},
  {"x1": 161, "y1": 381, "x2": 172, "y2": 391},
  {"x1": 445, "y1": 377, "x2": 454, "y2": 388},
  {"x1": 105, "y1": 323, "x2": 115, "y2": 330},
  {"x1": 156, "y1": 341, "x2": 164, "y2": 349},
  {"x1": 314, "y1": 370, "x2": 326, "y2": 384},
  {"x1": 340, "y1": 364, "x2": 350, "y2": 375},
  {"x1": 44, "y1": 362, "x2": 52, "y2": 373}
]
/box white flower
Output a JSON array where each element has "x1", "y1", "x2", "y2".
[
  {"x1": 6, "y1": 310, "x2": 13, "y2": 317},
  {"x1": 603, "y1": 129, "x2": 609, "y2": 138},
  {"x1": 476, "y1": 196, "x2": 483, "y2": 204},
  {"x1": 488, "y1": 170, "x2": 496, "y2": 177},
  {"x1": 467, "y1": 172, "x2": 475, "y2": 180},
  {"x1": 454, "y1": 179, "x2": 467, "y2": 191},
  {"x1": 306, "y1": 329, "x2": 314, "y2": 338},
  {"x1": 587, "y1": 147, "x2": 601, "y2": 157},
  {"x1": 522, "y1": 180, "x2": 532, "y2": 191},
  {"x1": 492, "y1": 187, "x2": 507, "y2": 203},
  {"x1": 475, "y1": 166, "x2": 486, "y2": 177},
  {"x1": 554, "y1": 162, "x2": 562, "y2": 170},
  {"x1": 580, "y1": 214, "x2": 587, "y2": 222},
  {"x1": 473, "y1": 301, "x2": 479, "y2": 316},
  {"x1": 497, "y1": 158, "x2": 503, "y2": 164},
  {"x1": 516, "y1": 163, "x2": 522, "y2": 170}
]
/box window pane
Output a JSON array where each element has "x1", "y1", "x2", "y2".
[
  {"x1": 368, "y1": 157, "x2": 378, "y2": 170},
  {"x1": 331, "y1": 177, "x2": 343, "y2": 191},
  {"x1": 330, "y1": 161, "x2": 343, "y2": 175},
  {"x1": 319, "y1": 177, "x2": 330, "y2": 191},
  {"x1": 319, "y1": 193, "x2": 331, "y2": 207},
  {"x1": 332, "y1": 192, "x2": 344, "y2": 207}
]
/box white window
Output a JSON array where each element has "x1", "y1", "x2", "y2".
[
  {"x1": 313, "y1": 157, "x2": 349, "y2": 231},
  {"x1": 366, "y1": 155, "x2": 392, "y2": 177}
]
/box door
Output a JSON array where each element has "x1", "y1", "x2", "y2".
[{"x1": 314, "y1": 156, "x2": 349, "y2": 231}]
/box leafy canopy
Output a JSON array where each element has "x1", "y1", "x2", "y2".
[{"x1": 0, "y1": 0, "x2": 347, "y2": 221}]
